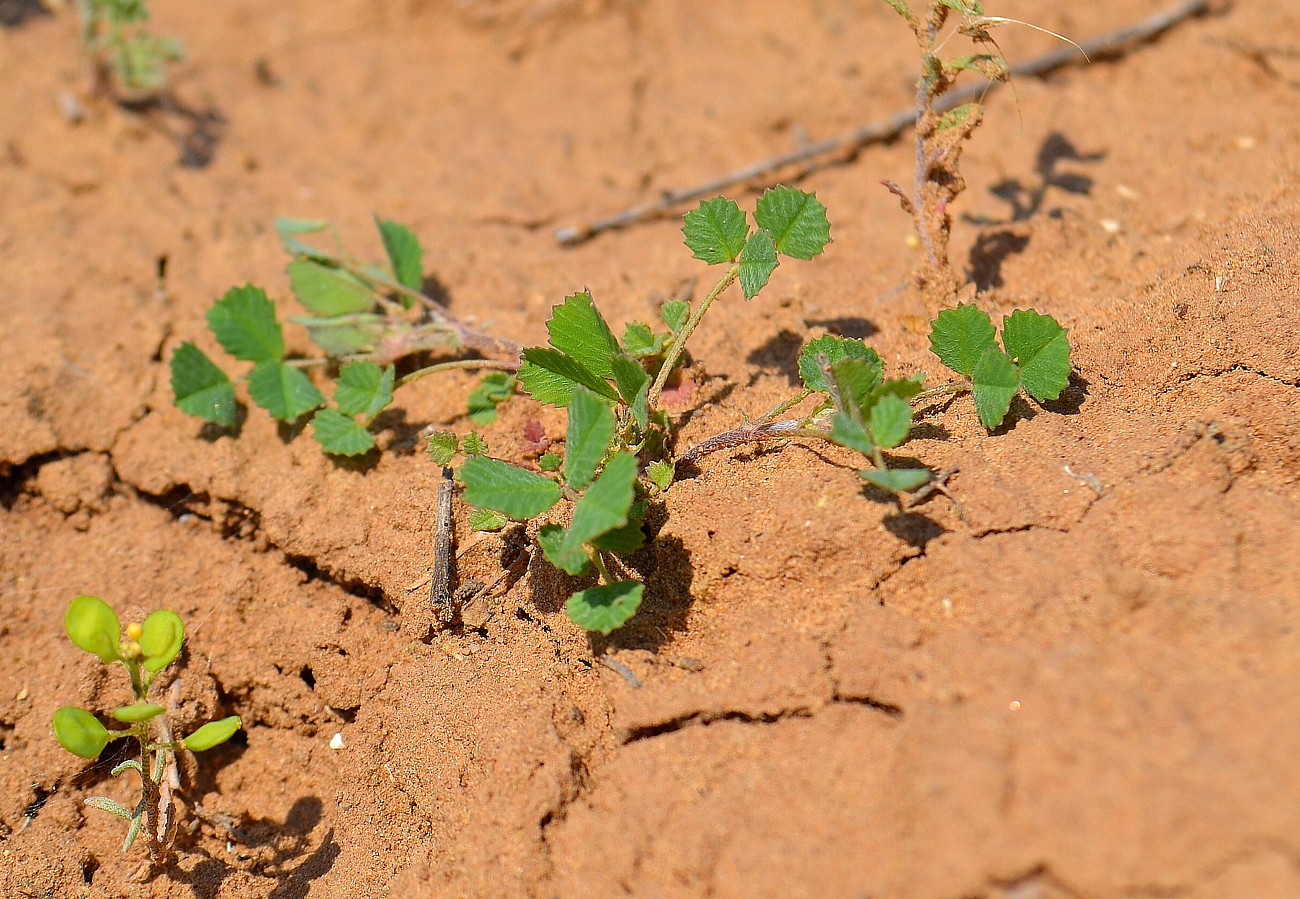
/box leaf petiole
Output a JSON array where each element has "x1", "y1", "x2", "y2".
[{"x1": 649, "y1": 262, "x2": 740, "y2": 404}]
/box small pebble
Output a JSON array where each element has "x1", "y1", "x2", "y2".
[{"x1": 329, "y1": 732, "x2": 345, "y2": 750}]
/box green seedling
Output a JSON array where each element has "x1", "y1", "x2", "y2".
[
  {"x1": 52, "y1": 595, "x2": 240, "y2": 863},
  {"x1": 453, "y1": 187, "x2": 831, "y2": 633},
  {"x1": 170, "y1": 215, "x2": 517, "y2": 455},
  {"x1": 74, "y1": 0, "x2": 184, "y2": 102}
]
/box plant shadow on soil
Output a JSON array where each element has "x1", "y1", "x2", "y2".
[
  {"x1": 0, "y1": 0, "x2": 47, "y2": 28},
  {"x1": 743, "y1": 317, "x2": 884, "y2": 388}
]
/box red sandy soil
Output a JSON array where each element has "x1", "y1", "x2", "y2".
[{"x1": 2, "y1": 1, "x2": 1299, "y2": 896}]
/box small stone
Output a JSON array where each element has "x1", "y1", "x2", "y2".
[{"x1": 329, "y1": 732, "x2": 345, "y2": 750}]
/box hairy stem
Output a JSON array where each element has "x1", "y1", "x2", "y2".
[
  {"x1": 755, "y1": 388, "x2": 814, "y2": 425},
  {"x1": 649, "y1": 263, "x2": 739, "y2": 405},
  {"x1": 397, "y1": 357, "x2": 519, "y2": 389}
]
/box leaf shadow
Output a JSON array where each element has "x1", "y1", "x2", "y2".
[
  {"x1": 0, "y1": 0, "x2": 48, "y2": 28},
  {"x1": 803, "y1": 316, "x2": 878, "y2": 340},
  {"x1": 1038, "y1": 371, "x2": 1090, "y2": 416},
  {"x1": 744, "y1": 329, "x2": 805, "y2": 387},
  {"x1": 882, "y1": 510, "x2": 947, "y2": 553}
]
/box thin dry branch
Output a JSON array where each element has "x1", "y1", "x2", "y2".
[{"x1": 555, "y1": 0, "x2": 1212, "y2": 246}]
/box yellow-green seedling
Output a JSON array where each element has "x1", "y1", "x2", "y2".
[
  {"x1": 52, "y1": 595, "x2": 240, "y2": 861},
  {"x1": 170, "y1": 215, "x2": 517, "y2": 455},
  {"x1": 75, "y1": 0, "x2": 184, "y2": 101},
  {"x1": 454, "y1": 187, "x2": 831, "y2": 633}
]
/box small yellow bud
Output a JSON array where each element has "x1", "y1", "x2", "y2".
[
  {"x1": 121, "y1": 641, "x2": 142, "y2": 660},
  {"x1": 126, "y1": 622, "x2": 144, "y2": 641}
]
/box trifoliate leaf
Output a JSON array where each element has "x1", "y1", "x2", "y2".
[
  {"x1": 1001, "y1": 309, "x2": 1070, "y2": 402},
  {"x1": 738, "y1": 228, "x2": 778, "y2": 299},
  {"x1": 547, "y1": 290, "x2": 621, "y2": 380},
  {"x1": 469, "y1": 508, "x2": 508, "y2": 532},
  {"x1": 868, "y1": 394, "x2": 912, "y2": 449},
  {"x1": 275, "y1": 217, "x2": 330, "y2": 258},
  {"x1": 799, "y1": 335, "x2": 882, "y2": 394},
  {"x1": 661, "y1": 299, "x2": 690, "y2": 334},
  {"x1": 859, "y1": 468, "x2": 931, "y2": 493},
  {"x1": 467, "y1": 371, "x2": 515, "y2": 425},
  {"x1": 539, "y1": 523, "x2": 588, "y2": 576},
  {"x1": 64, "y1": 595, "x2": 121, "y2": 664},
  {"x1": 462, "y1": 432, "x2": 489, "y2": 456},
  {"x1": 621, "y1": 321, "x2": 666, "y2": 358},
  {"x1": 112, "y1": 704, "x2": 166, "y2": 724},
  {"x1": 647, "y1": 459, "x2": 674, "y2": 491},
  {"x1": 374, "y1": 216, "x2": 424, "y2": 292},
  {"x1": 518, "y1": 347, "x2": 619, "y2": 407},
  {"x1": 291, "y1": 314, "x2": 387, "y2": 357},
  {"x1": 929, "y1": 304, "x2": 996, "y2": 377},
  {"x1": 971, "y1": 345, "x2": 1019, "y2": 430},
  {"x1": 182, "y1": 716, "x2": 242, "y2": 752},
  {"x1": 682, "y1": 197, "x2": 749, "y2": 264},
  {"x1": 831, "y1": 357, "x2": 885, "y2": 415},
  {"x1": 247, "y1": 361, "x2": 325, "y2": 421},
  {"x1": 538, "y1": 452, "x2": 562, "y2": 472},
  {"x1": 171, "y1": 342, "x2": 237, "y2": 427},
  {"x1": 53, "y1": 706, "x2": 111, "y2": 759},
  {"x1": 426, "y1": 431, "x2": 459, "y2": 466},
  {"x1": 565, "y1": 387, "x2": 616, "y2": 491},
  {"x1": 460, "y1": 456, "x2": 562, "y2": 520},
  {"x1": 310, "y1": 408, "x2": 376, "y2": 455},
  {"x1": 334, "y1": 361, "x2": 395, "y2": 423},
  {"x1": 753, "y1": 186, "x2": 831, "y2": 260},
  {"x1": 138, "y1": 609, "x2": 183, "y2": 673},
  {"x1": 206, "y1": 285, "x2": 284, "y2": 362},
  {"x1": 566, "y1": 580, "x2": 644, "y2": 634},
  {"x1": 287, "y1": 260, "x2": 374, "y2": 317},
  {"x1": 610, "y1": 353, "x2": 649, "y2": 409},
  {"x1": 829, "y1": 412, "x2": 874, "y2": 454}
]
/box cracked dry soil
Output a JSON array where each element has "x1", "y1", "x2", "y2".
[{"x1": 2, "y1": 1, "x2": 1300, "y2": 897}]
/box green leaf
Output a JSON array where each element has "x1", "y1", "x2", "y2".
[
  {"x1": 971, "y1": 345, "x2": 1019, "y2": 429},
  {"x1": 620, "y1": 321, "x2": 666, "y2": 358},
  {"x1": 538, "y1": 523, "x2": 588, "y2": 576},
  {"x1": 868, "y1": 394, "x2": 912, "y2": 449},
  {"x1": 287, "y1": 260, "x2": 374, "y2": 317},
  {"x1": 661, "y1": 299, "x2": 690, "y2": 334},
  {"x1": 65, "y1": 595, "x2": 121, "y2": 664},
  {"x1": 291, "y1": 313, "x2": 387, "y2": 357},
  {"x1": 275, "y1": 217, "x2": 331, "y2": 258},
  {"x1": 610, "y1": 353, "x2": 649, "y2": 409},
  {"x1": 937, "y1": 0, "x2": 983, "y2": 15},
  {"x1": 590, "y1": 503, "x2": 646, "y2": 554},
  {"x1": 830, "y1": 412, "x2": 874, "y2": 455},
  {"x1": 84, "y1": 797, "x2": 134, "y2": 820},
  {"x1": 206, "y1": 285, "x2": 285, "y2": 363},
  {"x1": 831, "y1": 357, "x2": 885, "y2": 414},
  {"x1": 738, "y1": 229, "x2": 778, "y2": 300},
  {"x1": 864, "y1": 374, "x2": 926, "y2": 412},
  {"x1": 1001, "y1": 310, "x2": 1070, "y2": 402},
  {"x1": 860, "y1": 468, "x2": 931, "y2": 493},
  {"x1": 247, "y1": 361, "x2": 326, "y2": 421},
  {"x1": 538, "y1": 452, "x2": 562, "y2": 472},
  {"x1": 562, "y1": 452, "x2": 639, "y2": 554},
  {"x1": 138, "y1": 609, "x2": 183, "y2": 673},
  {"x1": 948, "y1": 53, "x2": 1008, "y2": 80},
  {"x1": 467, "y1": 372, "x2": 515, "y2": 425},
  {"x1": 112, "y1": 703, "x2": 166, "y2": 724},
  {"x1": 882, "y1": 0, "x2": 917, "y2": 24},
  {"x1": 647, "y1": 459, "x2": 674, "y2": 491},
  {"x1": 682, "y1": 197, "x2": 749, "y2": 264},
  {"x1": 53, "y1": 707, "x2": 111, "y2": 759},
  {"x1": 799, "y1": 336, "x2": 882, "y2": 394},
  {"x1": 564, "y1": 387, "x2": 616, "y2": 491},
  {"x1": 460, "y1": 456, "x2": 562, "y2": 520},
  {"x1": 374, "y1": 216, "x2": 424, "y2": 292},
  {"x1": 334, "y1": 361, "x2": 395, "y2": 422},
  {"x1": 929, "y1": 304, "x2": 996, "y2": 377},
  {"x1": 469, "y1": 508, "x2": 508, "y2": 532},
  {"x1": 937, "y1": 102, "x2": 979, "y2": 132},
  {"x1": 566, "y1": 581, "x2": 644, "y2": 634},
  {"x1": 427, "y1": 431, "x2": 459, "y2": 466},
  {"x1": 310, "y1": 408, "x2": 376, "y2": 455},
  {"x1": 182, "y1": 716, "x2": 242, "y2": 752},
  {"x1": 170, "y1": 343, "x2": 237, "y2": 427},
  {"x1": 462, "y1": 432, "x2": 489, "y2": 456},
  {"x1": 753, "y1": 187, "x2": 832, "y2": 260},
  {"x1": 546, "y1": 291, "x2": 622, "y2": 381},
  {"x1": 517, "y1": 347, "x2": 619, "y2": 407}
]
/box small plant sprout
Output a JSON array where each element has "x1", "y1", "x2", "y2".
[
  {"x1": 880, "y1": 1, "x2": 1082, "y2": 310},
  {"x1": 51, "y1": 595, "x2": 240, "y2": 863},
  {"x1": 453, "y1": 187, "x2": 831, "y2": 633},
  {"x1": 170, "y1": 215, "x2": 518, "y2": 455},
  {"x1": 74, "y1": 0, "x2": 184, "y2": 102}
]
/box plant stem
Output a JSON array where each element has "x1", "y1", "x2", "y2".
[
  {"x1": 674, "y1": 417, "x2": 831, "y2": 469},
  {"x1": 913, "y1": 380, "x2": 970, "y2": 402},
  {"x1": 397, "y1": 357, "x2": 519, "y2": 389},
  {"x1": 755, "y1": 388, "x2": 813, "y2": 425},
  {"x1": 649, "y1": 263, "x2": 739, "y2": 405},
  {"x1": 590, "y1": 550, "x2": 615, "y2": 585}
]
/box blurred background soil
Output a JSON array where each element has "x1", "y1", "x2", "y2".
[{"x1": 1, "y1": 1, "x2": 1298, "y2": 896}]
